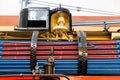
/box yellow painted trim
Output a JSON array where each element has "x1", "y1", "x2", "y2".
[
  {"x1": 0, "y1": 26, "x2": 120, "y2": 32},
  {"x1": 0, "y1": 26, "x2": 15, "y2": 31},
  {"x1": 73, "y1": 26, "x2": 120, "y2": 32}
]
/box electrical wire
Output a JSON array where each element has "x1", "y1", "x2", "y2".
[
  {"x1": 76, "y1": 9, "x2": 119, "y2": 15},
  {"x1": 30, "y1": 0, "x2": 59, "y2": 6},
  {"x1": 82, "y1": 7, "x2": 120, "y2": 15},
  {"x1": 30, "y1": 1, "x2": 57, "y2": 8},
  {"x1": 29, "y1": 0, "x2": 120, "y2": 15}
]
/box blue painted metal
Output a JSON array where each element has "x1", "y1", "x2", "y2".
[
  {"x1": 87, "y1": 69, "x2": 120, "y2": 74},
  {"x1": 116, "y1": 40, "x2": 120, "y2": 44},
  {"x1": 0, "y1": 59, "x2": 120, "y2": 74},
  {"x1": 0, "y1": 47, "x2": 2, "y2": 51}
]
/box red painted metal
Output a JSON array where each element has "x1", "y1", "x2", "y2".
[
  {"x1": 88, "y1": 50, "x2": 118, "y2": 54},
  {"x1": 88, "y1": 55, "x2": 118, "y2": 59},
  {"x1": 89, "y1": 41, "x2": 116, "y2": 45},
  {"x1": 2, "y1": 45, "x2": 118, "y2": 51},
  {"x1": 2, "y1": 45, "x2": 78, "y2": 51},
  {"x1": 2, "y1": 55, "x2": 78, "y2": 59},
  {"x1": 2, "y1": 50, "x2": 118, "y2": 55},
  {"x1": 1, "y1": 41, "x2": 119, "y2": 59},
  {"x1": 0, "y1": 76, "x2": 120, "y2": 80},
  {"x1": 2, "y1": 55, "x2": 118, "y2": 59},
  {"x1": 88, "y1": 45, "x2": 117, "y2": 49},
  {"x1": 67, "y1": 76, "x2": 120, "y2": 80},
  {"x1": 2, "y1": 41, "x2": 116, "y2": 47},
  {"x1": 3, "y1": 42, "x2": 76, "y2": 46},
  {"x1": 2, "y1": 51, "x2": 78, "y2": 55},
  {"x1": 0, "y1": 76, "x2": 39, "y2": 80}
]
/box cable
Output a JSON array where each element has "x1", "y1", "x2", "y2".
[
  {"x1": 76, "y1": 9, "x2": 118, "y2": 15},
  {"x1": 82, "y1": 7, "x2": 120, "y2": 15},
  {"x1": 30, "y1": 0, "x2": 59, "y2": 6},
  {"x1": 30, "y1": 1, "x2": 57, "y2": 8},
  {"x1": 30, "y1": 1, "x2": 119, "y2": 15},
  {"x1": 62, "y1": 4, "x2": 120, "y2": 15},
  {"x1": 29, "y1": 0, "x2": 120, "y2": 15}
]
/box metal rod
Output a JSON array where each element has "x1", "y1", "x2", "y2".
[{"x1": 72, "y1": 19, "x2": 120, "y2": 26}]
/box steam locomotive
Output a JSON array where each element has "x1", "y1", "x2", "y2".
[{"x1": 0, "y1": 6, "x2": 120, "y2": 80}]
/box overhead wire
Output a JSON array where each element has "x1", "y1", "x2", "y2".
[
  {"x1": 81, "y1": 7, "x2": 120, "y2": 15},
  {"x1": 29, "y1": 0, "x2": 120, "y2": 25},
  {"x1": 29, "y1": 1, "x2": 57, "y2": 8},
  {"x1": 60, "y1": 3, "x2": 120, "y2": 15},
  {"x1": 75, "y1": 9, "x2": 118, "y2": 15},
  {"x1": 29, "y1": 0, "x2": 120, "y2": 15}
]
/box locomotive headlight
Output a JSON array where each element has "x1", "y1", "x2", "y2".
[
  {"x1": 50, "y1": 7, "x2": 72, "y2": 33},
  {"x1": 51, "y1": 12, "x2": 69, "y2": 32}
]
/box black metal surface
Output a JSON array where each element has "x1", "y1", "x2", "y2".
[
  {"x1": 78, "y1": 52, "x2": 88, "y2": 75},
  {"x1": 30, "y1": 31, "x2": 39, "y2": 71},
  {"x1": 76, "y1": 31, "x2": 88, "y2": 75},
  {"x1": 44, "y1": 63, "x2": 54, "y2": 74},
  {"x1": 18, "y1": 7, "x2": 49, "y2": 30},
  {"x1": 103, "y1": 21, "x2": 110, "y2": 32},
  {"x1": 40, "y1": 77, "x2": 59, "y2": 80},
  {"x1": 18, "y1": 8, "x2": 28, "y2": 28}
]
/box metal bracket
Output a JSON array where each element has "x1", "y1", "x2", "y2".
[
  {"x1": 87, "y1": 42, "x2": 98, "y2": 49},
  {"x1": 103, "y1": 21, "x2": 110, "y2": 32},
  {"x1": 30, "y1": 31, "x2": 39, "y2": 71},
  {"x1": 76, "y1": 31, "x2": 88, "y2": 75},
  {"x1": 76, "y1": 31, "x2": 87, "y2": 48}
]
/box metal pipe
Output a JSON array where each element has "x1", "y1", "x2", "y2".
[{"x1": 72, "y1": 19, "x2": 120, "y2": 26}]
